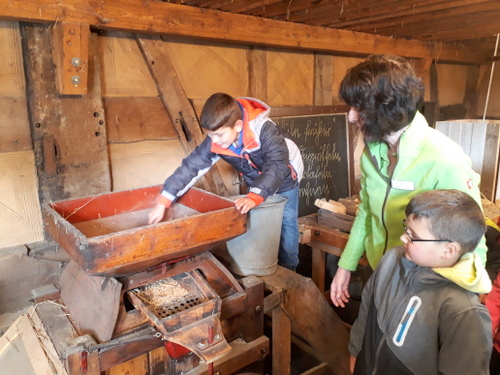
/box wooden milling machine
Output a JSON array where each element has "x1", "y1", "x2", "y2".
[{"x1": 39, "y1": 185, "x2": 269, "y2": 374}]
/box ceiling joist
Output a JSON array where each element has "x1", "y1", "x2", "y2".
[{"x1": 0, "y1": 0, "x2": 490, "y2": 63}]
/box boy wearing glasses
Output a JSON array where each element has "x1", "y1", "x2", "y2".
[{"x1": 349, "y1": 189, "x2": 492, "y2": 375}]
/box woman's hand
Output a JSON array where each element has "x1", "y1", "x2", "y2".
[
  {"x1": 148, "y1": 203, "x2": 166, "y2": 224},
  {"x1": 330, "y1": 267, "x2": 351, "y2": 307},
  {"x1": 234, "y1": 197, "x2": 257, "y2": 214}
]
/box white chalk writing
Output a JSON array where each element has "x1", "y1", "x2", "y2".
[
  {"x1": 304, "y1": 120, "x2": 332, "y2": 145},
  {"x1": 300, "y1": 181, "x2": 331, "y2": 205}
]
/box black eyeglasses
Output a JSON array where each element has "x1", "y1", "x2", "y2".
[{"x1": 402, "y1": 219, "x2": 451, "y2": 243}]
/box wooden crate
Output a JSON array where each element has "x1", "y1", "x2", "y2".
[
  {"x1": 42, "y1": 186, "x2": 247, "y2": 276},
  {"x1": 436, "y1": 119, "x2": 500, "y2": 202}
]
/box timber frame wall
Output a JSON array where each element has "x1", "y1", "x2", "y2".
[
  {"x1": 0, "y1": 0, "x2": 498, "y2": 343},
  {"x1": 0, "y1": 0, "x2": 497, "y2": 304},
  {"x1": 0, "y1": 0, "x2": 497, "y2": 309}
]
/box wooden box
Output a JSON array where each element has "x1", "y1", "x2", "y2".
[
  {"x1": 436, "y1": 120, "x2": 500, "y2": 202},
  {"x1": 317, "y1": 208, "x2": 355, "y2": 233},
  {"x1": 42, "y1": 186, "x2": 247, "y2": 276}
]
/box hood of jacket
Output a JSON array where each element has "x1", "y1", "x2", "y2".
[{"x1": 433, "y1": 252, "x2": 492, "y2": 294}]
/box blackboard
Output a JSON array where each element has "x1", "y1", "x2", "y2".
[{"x1": 274, "y1": 113, "x2": 349, "y2": 216}]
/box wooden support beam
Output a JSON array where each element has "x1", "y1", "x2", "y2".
[
  {"x1": 52, "y1": 22, "x2": 89, "y2": 96},
  {"x1": 21, "y1": 23, "x2": 110, "y2": 202},
  {"x1": 247, "y1": 46, "x2": 267, "y2": 100},
  {"x1": 261, "y1": 266, "x2": 350, "y2": 375},
  {"x1": 464, "y1": 65, "x2": 481, "y2": 118},
  {"x1": 314, "y1": 54, "x2": 334, "y2": 106},
  {"x1": 136, "y1": 34, "x2": 229, "y2": 197},
  {"x1": 272, "y1": 306, "x2": 292, "y2": 375},
  {"x1": 0, "y1": 0, "x2": 487, "y2": 63},
  {"x1": 236, "y1": 276, "x2": 265, "y2": 342},
  {"x1": 412, "y1": 58, "x2": 433, "y2": 80}
]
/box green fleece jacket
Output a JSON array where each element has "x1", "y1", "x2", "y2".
[{"x1": 338, "y1": 112, "x2": 487, "y2": 271}]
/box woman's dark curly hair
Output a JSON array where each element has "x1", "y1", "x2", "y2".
[{"x1": 339, "y1": 54, "x2": 424, "y2": 142}]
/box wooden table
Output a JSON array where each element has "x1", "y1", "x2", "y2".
[{"x1": 298, "y1": 213, "x2": 350, "y2": 294}]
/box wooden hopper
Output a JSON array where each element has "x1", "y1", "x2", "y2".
[
  {"x1": 126, "y1": 269, "x2": 231, "y2": 363},
  {"x1": 42, "y1": 186, "x2": 247, "y2": 276}
]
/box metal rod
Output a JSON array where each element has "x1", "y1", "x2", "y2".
[{"x1": 483, "y1": 33, "x2": 500, "y2": 121}]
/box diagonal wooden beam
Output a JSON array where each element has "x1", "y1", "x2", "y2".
[
  {"x1": 0, "y1": 0, "x2": 488, "y2": 63},
  {"x1": 136, "y1": 34, "x2": 229, "y2": 197}
]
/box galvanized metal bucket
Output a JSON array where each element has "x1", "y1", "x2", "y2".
[{"x1": 226, "y1": 194, "x2": 287, "y2": 276}]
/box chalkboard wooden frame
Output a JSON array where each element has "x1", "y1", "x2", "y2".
[{"x1": 272, "y1": 106, "x2": 353, "y2": 216}]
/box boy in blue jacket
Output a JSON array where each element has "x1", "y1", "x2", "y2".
[
  {"x1": 350, "y1": 189, "x2": 492, "y2": 374},
  {"x1": 149, "y1": 92, "x2": 303, "y2": 270}
]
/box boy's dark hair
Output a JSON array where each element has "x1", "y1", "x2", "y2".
[
  {"x1": 339, "y1": 54, "x2": 424, "y2": 143},
  {"x1": 405, "y1": 190, "x2": 485, "y2": 254},
  {"x1": 200, "y1": 93, "x2": 242, "y2": 131}
]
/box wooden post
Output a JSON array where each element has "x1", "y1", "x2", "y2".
[
  {"x1": 262, "y1": 266, "x2": 351, "y2": 375},
  {"x1": 237, "y1": 276, "x2": 265, "y2": 342},
  {"x1": 272, "y1": 306, "x2": 292, "y2": 375},
  {"x1": 22, "y1": 24, "x2": 110, "y2": 202},
  {"x1": 314, "y1": 54, "x2": 333, "y2": 106},
  {"x1": 464, "y1": 65, "x2": 481, "y2": 118},
  {"x1": 247, "y1": 46, "x2": 268, "y2": 100}
]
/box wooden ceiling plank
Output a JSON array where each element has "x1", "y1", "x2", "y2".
[
  {"x1": 341, "y1": 2, "x2": 500, "y2": 32},
  {"x1": 363, "y1": 12, "x2": 500, "y2": 42},
  {"x1": 0, "y1": 0, "x2": 487, "y2": 63},
  {"x1": 213, "y1": 0, "x2": 285, "y2": 13},
  {"x1": 258, "y1": 0, "x2": 414, "y2": 21},
  {"x1": 325, "y1": 0, "x2": 494, "y2": 27},
  {"x1": 279, "y1": 0, "x2": 434, "y2": 23},
  {"x1": 245, "y1": 0, "x2": 331, "y2": 18},
  {"x1": 286, "y1": 0, "x2": 490, "y2": 27}
]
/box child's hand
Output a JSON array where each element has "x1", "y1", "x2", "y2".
[
  {"x1": 234, "y1": 197, "x2": 256, "y2": 214},
  {"x1": 148, "y1": 203, "x2": 166, "y2": 224}
]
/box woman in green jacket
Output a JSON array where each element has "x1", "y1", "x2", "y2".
[{"x1": 330, "y1": 54, "x2": 487, "y2": 308}]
